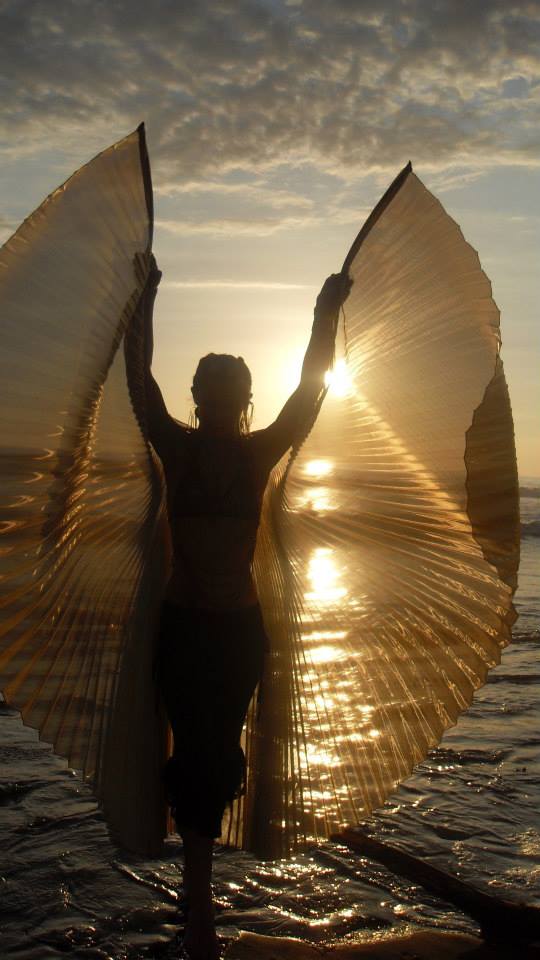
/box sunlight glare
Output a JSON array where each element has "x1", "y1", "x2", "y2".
[
  {"x1": 308, "y1": 644, "x2": 346, "y2": 664},
  {"x1": 298, "y1": 485, "x2": 336, "y2": 511},
  {"x1": 324, "y1": 359, "x2": 355, "y2": 397},
  {"x1": 304, "y1": 459, "x2": 333, "y2": 478},
  {"x1": 305, "y1": 547, "x2": 347, "y2": 604}
]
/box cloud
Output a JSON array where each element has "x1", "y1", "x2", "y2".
[
  {"x1": 0, "y1": 0, "x2": 539, "y2": 188},
  {"x1": 154, "y1": 178, "x2": 313, "y2": 209},
  {"x1": 0, "y1": 216, "x2": 19, "y2": 243},
  {"x1": 419, "y1": 167, "x2": 487, "y2": 193},
  {"x1": 156, "y1": 214, "x2": 316, "y2": 236},
  {"x1": 164, "y1": 280, "x2": 315, "y2": 289}
]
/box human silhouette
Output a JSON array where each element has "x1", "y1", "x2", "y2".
[{"x1": 136, "y1": 256, "x2": 350, "y2": 959}]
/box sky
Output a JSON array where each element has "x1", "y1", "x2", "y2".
[{"x1": 1, "y1": 0, "x2": 539, "y2": 476}]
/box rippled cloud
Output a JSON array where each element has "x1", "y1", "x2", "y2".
[
  {"x1": 1, "y1": 0, "x2": 539, "y2": 191},
  {"x1": 156, "y1": 214, "x2": 318, "y2": 236}
]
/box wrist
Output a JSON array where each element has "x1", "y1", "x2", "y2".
[{"x1": 313, "y1": 303, "x2": 340, "y2": 327}]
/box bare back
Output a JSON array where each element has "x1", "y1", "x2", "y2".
[{"x1": 155, "y1": 424, "x2": 285, "y2": 610}]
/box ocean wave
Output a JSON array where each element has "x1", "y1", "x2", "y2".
[
  {"x1": 521, "y1": 520, "x2": 540, "y2": 537},
  {"x1": 426, "y1": 747, "x2": 506, "y2": 765},
  {"x1": 0, "y1": 780, "x2": 41, "y2": 806},
  {"x1": 487, "y1": 673, "x2": 540, "y2": 685},
  {"x1": 520, "y1": 486, "x2": 540, "y2": 498},
  {"x1": 511, "y1": 630, "x2": 540, "y2": 643}
]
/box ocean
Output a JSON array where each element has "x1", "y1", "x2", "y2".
[{"x1": 1, "y1": 482, "x2": 538, "y2": 959}]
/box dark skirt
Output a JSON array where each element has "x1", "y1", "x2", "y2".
[{"x1": 154, "y1": 600, "x2": 267, "y2": 839}]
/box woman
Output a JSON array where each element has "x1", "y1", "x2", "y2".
[{"x1": 137, "y1": 256, "x2": 350, "y2": 960}]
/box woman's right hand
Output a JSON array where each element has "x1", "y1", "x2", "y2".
[
  {"x1": 133, "y1": 252, "x2": 162, "y2": 293},
  {"x1": 147, "y1": 253, "x2": 162, "y2": 291}
]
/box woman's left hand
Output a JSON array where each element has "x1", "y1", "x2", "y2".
[{"x1": 315, "y1": 272, "x2": 352, "y2": 315}]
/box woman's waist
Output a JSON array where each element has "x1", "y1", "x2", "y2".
[
  {"x1": 169, "y1": 522, "x2": 258, "y2": 571},
  {"x1": 168, "y1": 511, "x2": 260, "y2": 540},
  {"x1": 164, "y1": 563, "x2": 258, "y2": 607},
  {"x1": 158, "y1": 592, "x2": 266, "y2": 636},
  {"x1": 154, "y1": 595, "x2": 269, "y2": 677}
]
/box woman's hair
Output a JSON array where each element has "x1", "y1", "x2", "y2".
[{"x1": 191, "y1": 353, "x2": 253, "y2": 434}]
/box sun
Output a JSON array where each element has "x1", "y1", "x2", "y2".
[{"x1": 324, "y1": 359, "x2": 354, "y2": 398}]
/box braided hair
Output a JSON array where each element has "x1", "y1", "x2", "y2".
[{"x1": 191, "y1": 353, "x2": 253, "y2": 434}]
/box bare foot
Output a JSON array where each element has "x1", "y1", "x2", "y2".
[{"x1": 182, "y1": 900, "x2": 220, "y2": 960}]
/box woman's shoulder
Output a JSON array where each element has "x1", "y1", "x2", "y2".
[{"x1": 152, "y1": 417, "x2": 192, "y2": 465}]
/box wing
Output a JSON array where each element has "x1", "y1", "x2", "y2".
[
  {"x1": 246, "y1": 165, "x2": 520, "y2": 858},
  {"x1": 0, "y1": 125, "x2": 172, "y2": 855}
]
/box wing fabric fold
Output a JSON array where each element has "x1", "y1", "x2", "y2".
[
  {"x1": 248, "y1": 168, "x2": 519, "y2": 858},
  {"x1": 0, "y1": 126, "x2": 171, "y2": 856}
]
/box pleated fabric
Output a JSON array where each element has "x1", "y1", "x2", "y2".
[
  {"x1": 235, "y1": 165, "x2": 520, "y2": 858},
  {"x1": 0, "y1": 136, "x2": 519, "y2": 860},
  {"x1": 0, "y1": 125, "x2": 172, "y2": 856}
]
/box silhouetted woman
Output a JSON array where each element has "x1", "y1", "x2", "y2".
[{"x1": 137, "y1": 256, "x2": 349, "y2": 960}]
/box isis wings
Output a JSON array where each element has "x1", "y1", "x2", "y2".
[
  {"x1": 0, "y1": 126, "x2": 172, "y2": 856},
  {"x1": 243, "y1": 164, "x2": 519, "y2": 858},
  {"x1": 0, "y1": 134, "x2": 519, "y2": 860}
]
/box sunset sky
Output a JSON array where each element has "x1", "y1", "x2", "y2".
[{"x1": 1, "y1": 0, "x2": 538, "y2": 475}]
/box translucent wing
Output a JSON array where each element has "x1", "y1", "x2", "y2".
[
  {"x1": 248, "y1": 165, "x2": 519, "y2": 858},
  {"x1": 0, "y1": 126, "x2": 171, "y2": 855}
]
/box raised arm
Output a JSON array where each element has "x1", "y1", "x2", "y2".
[
  {"x1": 129, "y1": 253, "x2": 184, "y2": 463},
  {"x1": 256, "y1": 273, "x2": 352, "y2": 467}
]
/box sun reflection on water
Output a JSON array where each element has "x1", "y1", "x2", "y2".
[
  {"x1": 303, "y1": 630, "x2": 347, "y2": 641},
  {"x1": 299, "y1": 486, "x2": 336, "y2": 512},
  {"x1": 308, "y1": 644, "x2": 346, "y2": 664},
  {"x1": 305, "y1": 547, "x2": 347, "y2": 605},
  {"x1": 304, "y1": 459, "x2": 333, "y2": 478}
]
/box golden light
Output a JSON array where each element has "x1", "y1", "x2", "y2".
[
  {"x1": 308, "y1": 644, "x2": 346, "y2": 664},
  {"x1": 298, "y1": 485, "x2": 336, "y2": 512},
  {"x1": 280, "y1": 346, "x2": 305, "y2": 397},
  {"x1": 304, "y1": 459, "x2": 333, "y2": 478},
  {"x1": 305, "y1": 547, "x2": 347, "y2": 604},
  {"x1": 303, "y1": 630, "x2": 348, "y2": 641},
  {"x1": 324, "y1": 359, "x2": 355, "y2": 397},
  {"x1": 305, "y1": 744, "x2": 341, "y2": 767}
]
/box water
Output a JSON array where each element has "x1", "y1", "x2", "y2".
[{"x1": 1, "y1": 487, "x2": 539, "y2": 958}]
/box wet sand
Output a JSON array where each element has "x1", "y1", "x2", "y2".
[{"x1": 224, "y1": 927, "x2": 540, "y2": 959}]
